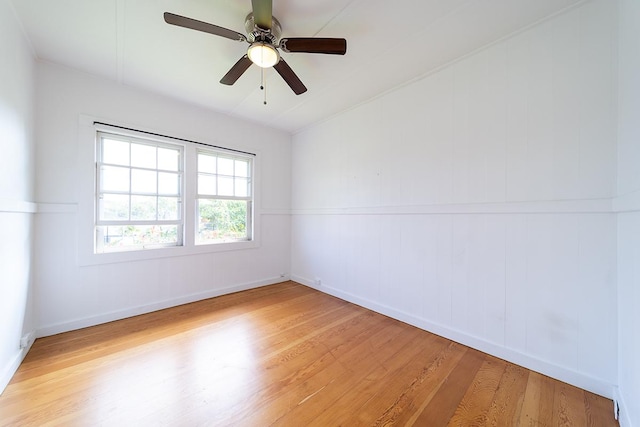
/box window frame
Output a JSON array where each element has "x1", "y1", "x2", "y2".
[
  {"x1": 77, "y1": 116, "x2": 260, "y2": 266},
  {"x1": 95, "y1": 131, "x2": 185, "y2": 253},
  {"x1": 195, "y1": 149, "x2": 254, "y2": 245}
]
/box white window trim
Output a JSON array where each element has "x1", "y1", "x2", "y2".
[
  {"x1": 95, "y1": 131, "x2": 185, "y2": 253},
  {"x1": 76, "y1": 115, "x2": 261, "y2": 266},
  {"x1": 195, "y1": 148, "x2": 254, "y2": 245}
]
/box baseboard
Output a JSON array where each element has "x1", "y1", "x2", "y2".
[
  {"x1": 0, "y1": 331, "x2": 36, "y2": 395},
  {"x1": 614, "y1": 387, "x2": 633, "y2": 427},
  {"x1": 291, "y1": 274, "x2": 615, "y2": 400},
  {"x1": 36, "y1": 276, "x2": 289, "y2": 338}
]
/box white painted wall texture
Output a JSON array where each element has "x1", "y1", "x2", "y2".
[
  {"x1": 0, "y1": 0, "x2": 37, "y2": 392},
  {"x1": 291, "y1": 0, "x2": 619, "y2": 400},
  {"x1": 3, "y1": 0, "x2": 638, "y2": 423},
  {"x1": 616, "y1": 0, "x2": 640, "y2": 425},
  {"x1": 33, "y1": 62, "x2": 292, "y2": 336}
]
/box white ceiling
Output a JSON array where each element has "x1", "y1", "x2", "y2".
[{"x1": 10, "y1": 0, "x2": 585, "y2": 133}]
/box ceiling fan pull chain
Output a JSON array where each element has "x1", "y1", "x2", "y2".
[
  {"x1": 261, "y1": 67, "x2": 267, "y2": 105},
  {"x1": 260, "y1": 66, "x2": 264, "y2": 91}
]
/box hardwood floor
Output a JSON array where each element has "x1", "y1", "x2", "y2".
[{"x1": 0, "y1": 281, "x2": 616, "y2": 426}]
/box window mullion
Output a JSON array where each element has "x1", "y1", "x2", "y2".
[
  {"x1": 128, "y1": 142, "x2": 133, "y2": 222},
  {"x1": 183, "y1": 144, "x2": 197, "y2": 248},
  {"x1": 215, "y1": 155, "x2": 219, "y2": 196}
]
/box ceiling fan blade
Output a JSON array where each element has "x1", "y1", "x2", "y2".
[
  {"x1": 273, "y1": 58, "x2": 307, "y2": 95},
  {"x1": 279, "y1": 38, "x2": 347, "y2": 55},
  {"x1": 220, "y1": 55, "x2": 253, "y2": 85},
  {"x1": 251, "y1": 0, "x2": 273, "y2": 30},
  {"x1": 164, "y1": 12, "x2": 246, "y2": 42}
]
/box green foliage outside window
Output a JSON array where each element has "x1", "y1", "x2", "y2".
[
  {"x1": 198, "y1": 199, "x2": 248, "y2": 242},
  {"x1": 102, "y1": 225, "x2": 178, "y2": 248}
]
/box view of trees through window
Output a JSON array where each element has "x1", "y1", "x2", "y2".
[
  {"x1": 101, "y1": 225, "x2": 179, "y2": 249},
  {"x1": 196, "y1": 151, "x2": 252, "y2": 244},
  {"x1": 197, "y1": 199, "x2": 248, "y2": 242}
]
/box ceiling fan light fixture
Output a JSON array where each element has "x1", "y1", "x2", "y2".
[{"x1": 247, "y1": 42, "x2": 280, "y2": 68}]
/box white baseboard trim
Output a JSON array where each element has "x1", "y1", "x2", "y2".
[
  {"x1": 291, "y1": 274, "x2": 615, "y2": 401},
  {"x1": 36, "y1": 276, "x2": 289, "y2": 338},
  {"x1": 0, "y1": 331, "x2": 36, "y2": 395},
  {"x1": 614, "y1": 387, "x2": 633, "y2": 427}
]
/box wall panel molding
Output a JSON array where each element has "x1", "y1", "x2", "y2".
[
  {"x1": 613, "y1": 189, "x2": 640, "y2": 213},
  {"x1": 0, "y1": 199, "x2": 37, "y2": 214},
  {"x1": 292, "y1": 198, "x2": 613, "y2": 216},
  {"x1": 37, "y1": 203, "x2": 78, "y2": 213}
]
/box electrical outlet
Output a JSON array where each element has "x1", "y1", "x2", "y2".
[
  {"x1": 20, "y1": 332, "x2": 34, "y2": 349},
  {"x1": 614, "y1": 400, "x2": 620, "y2": 420},
  {"x1": 315, "y1": 277, "x2": 322, "y2": 286}
]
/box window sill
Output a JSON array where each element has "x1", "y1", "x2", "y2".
[{"x1": 78, "y1": 239, "x2": 259, "y2": 266}]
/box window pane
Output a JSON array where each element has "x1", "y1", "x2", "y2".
[
  {"x1": 102, "y1": 139, "x2": 129, "y2": 166},
  {"x1": 158, "y1": 172, "x2": 179, "y2": 195},
  {"x1": 197, "y1": 199, "x2": 247, "y2": 244},
  {"x1": 158, "y1": 197, "x2": 179, "y2": 220},
  {"x1": 158, "y1": 147, "x2": 179, "y2": 171},
  {"x1": 235, "y1": 159, "x2": 249, "y2": 177},
  {"x1": 98, "y1": 225, "x2": 179, "y2": 251},
  {"x1": 218, "y1": 176, "x2": 234, "y2": 196},
  {"x1": 218, "y1": 157, "x2": 234, "y2": 176},
  {"x1": 100, "y1": 194, "x2": 129, "y2": 220},
  {"x1": 131, "y1": 144, "x2": 156, "y2": 169},
  {"x1": 198, "y1": 153, "x2": 216, "y2": 174},
  {"x1": 131, "y1": 169, "x2": 157, "y2": 194},
  {"x1": 96, "y1": 132, "x2": 186, "y2": 254},
  {"x1": 198, "y1": 174, "x2": 216, "y2": 196},
  {"x1": 101, "y1": 165, "x2": 129, "y2": 192},
  {"x1": 99, "y1": 225, "x2": 125, "y2": 248},
  {"x1": 235, "y1": 177, "x2": 248, "y2": 197},
  {"x1": 131, "y1": 195, "x2": 157, "y2": 220}
]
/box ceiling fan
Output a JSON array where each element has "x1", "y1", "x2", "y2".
[{"x1": 164, "y1": 0, "x2": 347, "y2": 96}]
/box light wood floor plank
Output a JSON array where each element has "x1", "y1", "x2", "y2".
[
  {"x1": 413, "y1": 348, "x2": 485, "y2": 425},
  {"x1": 447, "y1": 356, "x2": 507, "y2": 425},
  {"x1": 367, "y1": 341, "x2": 467, "y2": 426},
  {"x1": 0, "y1": 281, "x2": 617, "y2": 426},
  {"x1": 485, "y1": 363, "x2": 529, "y2": 425},
  {"x1": 518, "y1": 371, "x2": 557, "y2": 426},
  {"x1": 240, "y1": 318, "x2": 424, "y2": 425}
]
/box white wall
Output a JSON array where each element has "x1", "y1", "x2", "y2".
[
  {"x1": 291, "y1": 0, "x2": 618, "y2": 399},
  {"x1": 34, "y1": 61, "x2": 292, "y2": 336},
  {"x1": 0, "y1": 0, "x2": 37, "y2": 392},
  {"x1": 616, "y1": 0, "x2": 640, "y2": 425}
]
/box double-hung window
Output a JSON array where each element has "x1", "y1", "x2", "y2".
[
  {"x1": 96, "y1": 132, "x2": 183, "y2": 252},
  {"x1": 92, "y1": 125, "x2": 255, "y2": 256},
  {"x1": 196, "y1": 150, "x2": 253, "y2": 244}
]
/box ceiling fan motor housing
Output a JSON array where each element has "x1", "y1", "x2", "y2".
[{"x1": 245, "y1": 13, "x2": 281, "y2": 44}]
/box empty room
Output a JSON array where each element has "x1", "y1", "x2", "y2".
[{"x1": 1, "y1": 0, "x2": 638, "y2": 425}]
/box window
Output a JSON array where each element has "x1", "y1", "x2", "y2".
[
  {"x1": 96, "y1": 132, "x2": 183, "y2": 252},
  {"x1": 93, "y1": 127, "x2": 256, "y2": 256},
  {"x1": 197, "y1": 150, "x2": 253, "y2": 244}
]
